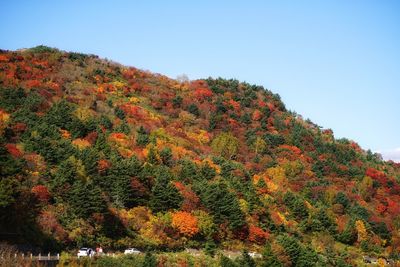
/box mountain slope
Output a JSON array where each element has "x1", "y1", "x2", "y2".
[{"x1": 0, "y1": 46, "x2": 399, "y2": 265}]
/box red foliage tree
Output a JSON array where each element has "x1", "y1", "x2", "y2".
[
  {"x1": 375, "y1": 203, "x2": 387, "y2": 214},
  {"x1": 386, "y1": 198, "x2": 400, "y2": 215},
  {"x1": 26, "y1": 79, "x2": 42, "y2": 88},
  {"x1": 227, "y1": 99, "x2": 241, "y2": 112},
  {"x1": 85, "y1": 131, "x2": 98, "y2": 144},
  {"x1": 248, "y1": 225, "x2": 269, "y2": 244},
  {"x1": 279, "y1": 144, "x2": 302, "y2": 155},
  {"x1": 174, "y1": 182, "x2": 200, "y2": 212},
  {"x1": 0, "y1": 54, "x2": 9, "y2": 62},
  {"x1": 120, "y1": 104, "x2": 142, "y2": 118},
  {"x1": 5, "y1": 143, "x2": 22, "y2": 157},
  {"x1": 37, "y1": 211, "x2": 68, "y2": 242},
  {"x1": 258, "y1": 100, "x2": 267, "y2": 108},
  {"x1": 193, "y1": 88, "x2": 213, "y2": 101},
  {"x1": 252, "y1": 110, "x2": 262, "y2": 121},
  {"x1": 366, "y1": 168, "x2": 388, "y2": 186},
  {"x1": 12, "y1": 122, "x2": 27, "y2": 133},
  {"x1": 130, "y1": 177, "x2": 149, "y2": 197},
  {"x1": 31, "y1": 185, "x2": 51, "y2": 203}
]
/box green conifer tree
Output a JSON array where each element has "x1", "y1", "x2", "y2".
[
  {"x1": 262, "y1": 243, "x2": 283, "y2": 267},
  {"x1": 200, "y1": 182, "x2": 245, "y2": 230},
  {"x1": 136, "y1": 126, "x2": 149, "y2": 146},
  {"x1": 220, "y1": 255, "x2": 237, "y2": 267},
  {"x1": 142, "y1": 252, "x2": 157, "y2": 267},
  {"x1": 237, "y1": 250, "x2": 256, "y2": 267},
  {"x1": 150, "y1": 167, "x2": 182, "y2": 212}
]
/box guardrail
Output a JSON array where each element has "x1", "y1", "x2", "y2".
[{"x1": 5, "y1": 252, "x2": 60, "y2": 261}]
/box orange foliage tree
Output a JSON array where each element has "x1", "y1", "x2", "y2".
[{"x1": 171, "y1": 211, "x2": 199, "y2": 237}]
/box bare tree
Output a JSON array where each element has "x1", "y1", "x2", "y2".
[{"x1": 176, "y1": 74, "x2": 189, "y2": 83}]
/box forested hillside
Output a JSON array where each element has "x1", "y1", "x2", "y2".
[{"x1": 0, "y1": 46, "x2": 399, "y2": 266}]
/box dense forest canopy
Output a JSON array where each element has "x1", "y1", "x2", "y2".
[{"x1": 0, "y1": 46, "x2": 399, "y2": 266}]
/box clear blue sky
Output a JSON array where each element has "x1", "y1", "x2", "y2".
[{"x1": 1, "y1": 0, "x2": 399, "y2": 161}]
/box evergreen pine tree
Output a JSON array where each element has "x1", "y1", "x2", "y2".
[
  {"x1": 68, "y1": 180, "x2": 105, "y2": 217},
  {"x1": 277, "y1": 234, "x2": 302, "y2": 265},
  {"x1": 220, "y1": 255, "x2": 237, "y2": 267},
  {"x1": 209, "y1": 113, "x2": 217, "y2": 130},
  {"x1": 136, "y1": 126, "x2": 149, "y2": 146},
  {"x1": 114, "y1": 120, "x2": 130, "y2": 134},
  {"x1": 283, "y1": 191, "x2": 308, "y2": 220},
  {"x1": 262, "y1": 244, "x2": 283, "y2": 267},
  {"x1": 150, "y1": 167, "x2": 182, "y2": 212},
  {"x1": 110, "y1": 174, "x2": 134, "y2": 208},
  {"x1": 337, "y1": 220, "x2": 357, "y2": 245},
  {"x1": 147, "y1": 145, "x2": 159, "y2": 164},
  {"x1": 44, "y1": 100, "x2": 73, "y2": 129},
  {"x1": 159, "y1": 147, "x2": 173, "y2": 167},
  {"x1": 200, "y1": 182, "x2": 245, "y2": 230},
  {"x1": 142, "y1": 252, "x2": 157, "y2": 267},
  {"x1": 172, "y1": 95, "x2": 182, "y2": 108},
  {"x1": 204, "y1": 240, "x2": 217, "y2": 257},
  {"x1": 238, "y1": 250, "x2": 256, "y2": 267},
  {"x1": 108, "y1": 156, "x2": 142, "y2": 207},
  {"x1": 76, "y1": 147, "x2": 99, "y2": 177},
  {"x1": 179, "y1": 159, "x2": 199, "y2": 182},
  {"x1": 52, "y1": 157, "x2": 80, "y2": 198},
  {"x1": 200, "y1": 162, "x2": 216, "y2": 180},
  {"x1": 296, "y1": 247, "x2": 318, "y2": 267},
  {"x1": 187, "y1": 103, "x2": 200, "y2": 116},
  {"x1": 114, "y1": 106, "x2": 126, "y2": 120}
]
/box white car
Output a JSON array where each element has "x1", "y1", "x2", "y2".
[
  {"x1": 77, "y1": 247, "x2": 95, "y2": 258},
  {"x1": 249, "y1": 252, "x2": 262, "y2": 258},
  {"x1": 124, "y1": 248, "x2": 141, "y2": 255}
]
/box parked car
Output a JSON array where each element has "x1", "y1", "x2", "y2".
[
  {"x1": 77, "y1": 247, "x2": 95, "y2": 258},
  {"x1": 249, "y1": 252, "x2": 262, "y2": 258},
  {"x1": 124, "y1": 248, "x2": 141, "y2": 255}
]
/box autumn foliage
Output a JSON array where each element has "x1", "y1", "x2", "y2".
[
  {"x1": 31, "y1": 185, "x2": 51, "y2": 203},
  {"x1": 248, "y1": 225, "x2": 269, "y2": 244},
  {"x1": 171, "y1": 211, "x2": 199, "y2": 237},
  {"x1": 0, "y1": 47, "x2": 399, "y2": 265}
]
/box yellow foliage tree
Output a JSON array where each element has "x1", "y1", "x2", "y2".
[
  {"x1": 129, "y1": 96, "x2": 140, "y2": 103},
  {"x1": 239, "y1": 199, "x2": 249, "y2": 214},
  {"x1": 253, "y1": 137, "x2": 267, "y2": 155},
  {"x1": 324, "y1": 187, "x2": 337, "y2": 205},
  {"x1": 74, "y1": 107, "x2": 92, "y2": 121},
  {"x1": 124, "y1": 206, "x2": 152, "y2": 231},
  {"x1": 139, "y1": 212, "x2": 174, "y2": 247},
  {"x1": 187, "y1": 129, "x2": 210, "y2": 145},
  {"x1": 282, "y1": 160, "x2": 304, "y2": 180},
  {"x1": 266, "y1": 166, "x2": 288, "y2": 189},
  {"x1": 377, "y1": 258, "x2": 386, "y2": 267},
  {"x1": 178, "y1": 111, "x2": 196, "y2": 125},
  {"x1": 211, "y1": 132, "x2": 239, "y2": 159},
  {"x1": 72, "y1": 138, "x2": 91, "y2": 150},
  {"x1": 355, "y1": 220, "x2": 368, "y2": 242},
  {"x1": 0, "y1": 109, "x2": 10, "y2": 135},
  {"x1": 193, "y1": 210, "x2": 215, "y2": 238}
]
